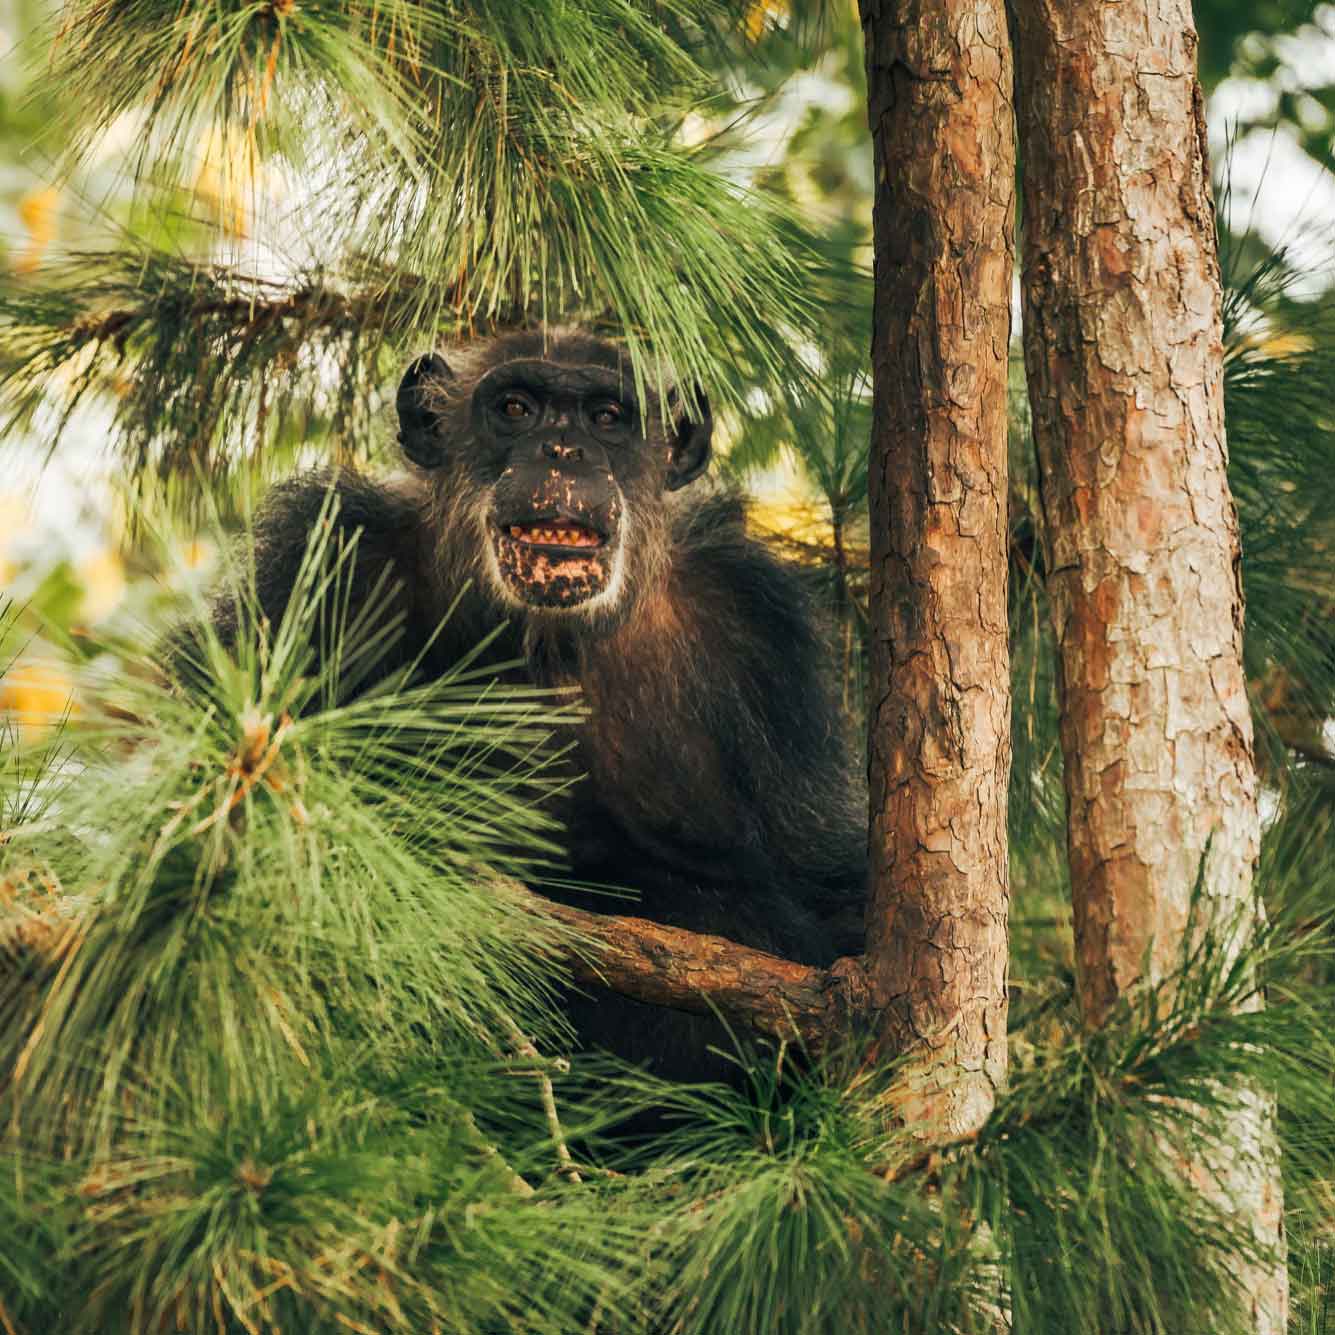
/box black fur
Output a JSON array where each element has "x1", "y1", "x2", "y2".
[{"x1": 214, "y1": 331, "x2": 867, "y2": 1081}]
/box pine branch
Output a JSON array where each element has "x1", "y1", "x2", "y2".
[
  {"x1": 5, "y1": 1, "x2": 837, "y2": 477},
  {"x1": 0, "y1": 226, "x2": 832, "y2": 484},
  {"x1": 0, "y1": 252, "x2": 448, "y2": 479},
  {"x1": 0, "y1": 882, "x2": 874, "y2": 1051}
]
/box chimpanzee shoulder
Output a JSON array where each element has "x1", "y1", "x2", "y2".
[
  {"x1": 672, "y1": 490, "x2": 836, "y2": 663},
  {"x1": 668, "y1": 490, "x2": 854, "y2": 784},
  {"x1": 203, "y1": 470, "x2": 424, "y2": 664},
  {"x1": 252, "y1": 467, "x2": 421, "y2": 589}
]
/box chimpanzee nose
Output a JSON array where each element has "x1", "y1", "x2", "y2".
[{"x1": 542, "y1": 440, "x2": 584, "y2": 463}]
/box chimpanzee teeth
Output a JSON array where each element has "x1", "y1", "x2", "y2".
[{"x1": 506, "y1": 524, "x2": 600, "y2": 548}]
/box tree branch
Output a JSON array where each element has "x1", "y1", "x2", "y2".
[
  {"x1": 526, "y1": 891, "x2": 875, "y2": 1050},
  {"x1": 0, "y1": 877, "x2": 875, "y2": 1052}
]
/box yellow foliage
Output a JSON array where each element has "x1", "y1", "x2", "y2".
[
  {"x1": 743, "y1": 453, "x2": 839, "y2": 552},
  {"x1": 178, "y1": 538, "x2": 217, "y2": 572},
  {"x1": 1259, "y1": 331, "x2": 1313, "y2": 357},
  {"x1": 742, "y1": 458, "x2": 868, "y2": 568},
  {"x1": 743, "y1": 0, "x2": 787, "y2": 40},
  {"x1": 0, "y1": 661, "x2": 79, "y2": 736},
  {"x1": 0, "y1": 494, "x2": 33, "y2": 554},
  {"x1": 192, "y1": 126, "x2": 260, "y2": 239},
  {"x1": 13, "y1": 185, "x2": 61, "y2": 274},
  {"x1": 1230, "y1": 329, "x2": 1314, "y2": 359},
  {"x1": 748, "y1": 493, "x2": 835, "y2": 549},
  {"x1": 76, "y1": 548, "x2": 127, "y2": 624},
  {"x1": 0, "y1": 494, "x2": 32, "y2": 586}
]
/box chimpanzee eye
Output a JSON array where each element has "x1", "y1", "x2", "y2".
[
  {"x1": 491, "y1": 390, "x2": 540, "y2": 430},
  {"x1": 591, "y1": 402, "x2": 624, "y2": 429}
]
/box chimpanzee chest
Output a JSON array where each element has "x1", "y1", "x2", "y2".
[
  {"x1": 511, "y1": 592, "x2": 778, "y2": 895},
  {"x1": 559, "y1": 688, "x2": 756, "y2": 883}
]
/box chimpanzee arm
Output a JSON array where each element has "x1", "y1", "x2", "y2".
[
  {"x1": 703, "y1": 521, "x2": 868, "y2": 956},
  {"x1": 570, "y1": 493, "x2": 868, "y2": 961}
]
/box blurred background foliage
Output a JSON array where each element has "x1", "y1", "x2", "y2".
[{"x1": 5, "y1": 0, "x2": 1335, "y2": 1328}]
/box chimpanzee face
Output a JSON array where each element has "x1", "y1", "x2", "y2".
[
  {"x1": 473, "y1": 359, "x2": 634, "y2": 609},
  {"x1": 397, "y1": 340, "x2": 711, "y2": 615}
]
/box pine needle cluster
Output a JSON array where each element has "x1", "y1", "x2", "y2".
[
  {"x1": 1, "y1": 0, "x2": 835, "y2": 482},
  {"x1": 5, "y1": 2, "x2": 1335, "y2": 1329},
  {"x1": 0, "y1": 514, "x2": 650, "y2": 1332},
  {"x1": 3, "y1": 508, "x2": 1335, "y2": 1331}
]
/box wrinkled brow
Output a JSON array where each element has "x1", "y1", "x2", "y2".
[{"x1": 485, "y1": 360, "x2": 639, "y2": 404}]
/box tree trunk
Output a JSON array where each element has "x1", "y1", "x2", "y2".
[
  {"x1": 1010, "y1": 2, "x2": 1287, "y2": 1329},
  {"x1": 858, "y1": 0, "x2": 1014, "y2": 1140}
]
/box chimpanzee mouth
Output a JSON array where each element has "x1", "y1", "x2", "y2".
[
  {"x1": 503, "y1": 520, "x2": 606, "y2": 550},
  {"x1": 490, "y1": 518, "x2": 619, "y2": 609}
]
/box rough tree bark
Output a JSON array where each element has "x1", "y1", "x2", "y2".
[
  {"x1": 1010, "y1": 1, "x2": 1287, "y2": 1329},
  {"x1": 857, "y1": 0, "x2": 1014, "y2": 1139}
]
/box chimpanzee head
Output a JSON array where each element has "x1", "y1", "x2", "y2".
[{"x1": 396, "y1": 331, "x2": 712, "y2": 617}]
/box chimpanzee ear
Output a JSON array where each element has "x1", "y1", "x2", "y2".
[
  {"x1": 666, "y1": 386, "x2": 712, "y2": 492},
  {"x1": 397, "y1": 352, "x2": 454, "y2": 469}
]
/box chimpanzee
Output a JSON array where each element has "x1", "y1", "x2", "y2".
[{"x1": 219, "y1": 329, "x2": 867, "y2": 1079}]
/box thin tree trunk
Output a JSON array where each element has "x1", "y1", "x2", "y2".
[
  {"x1": 858, "y1": 0, "x2": 1014, "y2": 1140},
  {"x1": 1010, "y1": 2, "x2": 1286, "y2": 1329}
]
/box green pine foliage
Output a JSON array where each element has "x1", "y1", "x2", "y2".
[
  {"x1": 8, "y1": 579, "x2": 1335, "y2": 1333},
  {"x1": 3, "y1": 510, "x2": 1335, "y2": 1331},
  {"x1": 0, "y1": 250, "x2": 402, "y2": 481},
  {"x1": 2, "y1": 510, "x2": 584, "y2": 1151},
  {"x1": 0, "y1": 517, "x2": 662, "y2": 1333},
  {"x1": 1218, "y1": 236, "x2": 1335, "y2": 772},
  {"x1": 6, "y1": 0, "x2": 1335, "y2": 1330},
  {"x1": 1, "y1": 0, "x2": 835, "y2": 483}
]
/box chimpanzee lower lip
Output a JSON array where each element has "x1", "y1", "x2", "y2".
[{"x1": 490, "y1": 523, "x2": 614, "y2": 609}]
